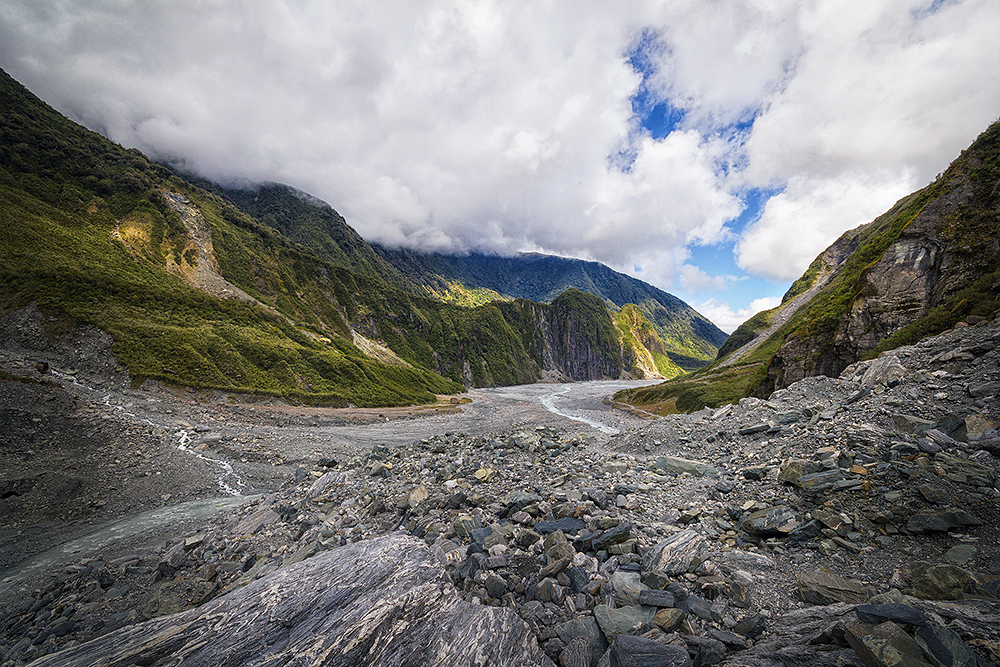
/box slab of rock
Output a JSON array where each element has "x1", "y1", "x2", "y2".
[
  {"x1": 557, "y1": 616, "x2": 607, "y2": 667},
  {"x1": 911, "y1": 564, "x2": 973, "y2": 600},
  {"x1": 845, "y1": 620, "x2": 934, "y2": 667},
  {"x1": 742, "y1": 506, "x2": 799, "y2": 537},
  {"x1": 653, "y1": 456, "x2": 719, "y2": 478},
  {"x1": 906, "y1": 508, "x2": 982, "y2": 533},
  {"x1": 641, "y1": 530, "x2": 706, "y2": 575},
  {"x1": 608, "y1": 634, "x2": 691, "y2": 667},
  {"x1": 796, "y1": 570, "x2": 870, "y2": 605},
  {"x1": 31, "y1": 534, "x2": 551, "y2": 667},
  {"x1": 594, "y1": 604, "x2": 656, "y2": 641}
]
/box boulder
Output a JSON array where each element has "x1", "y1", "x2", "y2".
[
  {"x1": 742, "y1": 506, "x2": 799, "y2": 537},
  {"x1": 796, "y1": 570, "x2": 869, "y2": 605},
  {"x1": 608, "y1": 634, "x2": 692, "y2": 667},
  {"x1": 31, "y1": 534, "x2": 551, "y2": 667},
  {"x1": 845, "y1": 620, "x2": 934, "y2": 667},
  {"x1": 641, "y1": 530, "x2": 706, "y2": 575},
  {"x1": 653, "y1": 456, "x2": 719, "y2": 478}
]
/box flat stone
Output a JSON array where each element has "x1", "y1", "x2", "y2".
[
  {"x1": 592, "y1": 522, "x2": 633, "y2": 551},
  {"x1": 611, "y1": 570, "x2": 646, "y2": 607},
  {"x1": 680, "y1": 593, "x2": 719, "y2": 622},
  {"x1": 739, "y1": 423, "x2": 770, "y2": 436},
  {"x1": 741, "y1": 505, "x2": 799, "y2": 537},
  {"x1": 893, "y1": 414, "x2": 936, "y2": 435},
  {"x1": 943, "y1": 544, "x2": 977, "y2": 565},
  {"x1": 855, "y1": 604, "x2": 929, "y2": 627},
  {"x1": 845, "y1": 620, "x2": 934, "y2": 667},
  {"x1": 911, "y1": 564, "x2": 972, "y2": 600},
  {"x1": 653, "y1": 607, "x2": 686, "y2": 633},
  {"x1": 559, "y1": 636, "x2": 591, "y2": 667},
  {"x1": 638, "y1": 589, "x2": 676, "y2": 607},
  {"x1": 594, "y1": 604, "x2": 656, "y2": 641},
  {"x1": 859, "y1": 355, "x2": 908, "y2": 387},
  {"x1": 796, "y1": 469, "x2": 844, "y2": 495},
  {"x1": 732, "y1": 613, "x2": 766, "y2": 639},
  {"x1": 773, "y1": 410, "x2": 805, "y2": 424},
  {"x1": 641, "y1": 530, "x2": 706, "y2": 575},
  {"x1": 906, "y1": 508, "x2": 982, "y2": 533},
  {"x1": 914, "y1": 621, "x2": 983, "y2": 667},
  {"x1": 796, "y1": 570, "x2": 869, "y2": 605},
  {"x1": 777, "y1": 458, "x2": 815, "y2": 483},
  {"x1": 234, "y1": 509, "x2": 280, "y2": 536},
  {"x1": 682, "y1": 635, "x2": 726, "y2": 666},
  {"x1": 917, "y1": 484, "x2": 950, "y2": 504},
  {"x1": 653, "y1": 455, "x2": 719, "y2": 478},
  {"x1": 608, "y1": 634, "x2": 692, "y2": 667},
  {"x1": 535, "y1": 518, "x2": 586, "y2": 534},
  {"x1": 968, "y1": 381, "x2": 1000, "y2": 398}
]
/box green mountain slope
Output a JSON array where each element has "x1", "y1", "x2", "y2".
[
  {"x1": 372, "y1": 247, "x2": 727, "y2": 371},
  {"x1": 0, "y1": 69, "x2": 641, "y2": 400},
  {"x1": 616, "y1": 119, "x2": 1000, "y2": 414}
]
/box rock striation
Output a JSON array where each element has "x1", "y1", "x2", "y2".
[{"x1": 28, "y1": 534, "x2": 552, "y2": 667}]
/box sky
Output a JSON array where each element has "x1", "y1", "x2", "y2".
[{"x1": 1, "y1": 1, "x2": 998, "y2": 332}]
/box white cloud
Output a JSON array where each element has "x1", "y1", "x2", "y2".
[
  {"x1": 697, "y1": 296, "x2": 783, "y2": 334},
  {"x1": 0, "y1": 0, "x2": 997, "y2": 313},
  {"x1": 734, "y1": 172, "x2": 914, "y2": 280}
]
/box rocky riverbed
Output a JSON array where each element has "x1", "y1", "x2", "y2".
[{"x1": 1, "y1": 311, "x2": 1000, "y2": 666}]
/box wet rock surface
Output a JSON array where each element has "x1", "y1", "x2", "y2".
[{"x1": 2, "y1": 316, "x2": 1000, "y2": 665}]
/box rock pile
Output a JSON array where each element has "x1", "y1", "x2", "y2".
[{"x1": 2, "y1": 319, "x2": 1000, "y2": 665}]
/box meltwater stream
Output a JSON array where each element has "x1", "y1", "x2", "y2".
[
  {"x1": 495, "y1": 379, "x2": 660, "y2": 435},
  {"x1": 50, "y1": 369, "x2": 246, "y2": 497}
]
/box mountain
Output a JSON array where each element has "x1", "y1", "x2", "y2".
[
  {"x1": 371, "y1": 247, "x2": 728, "y2": 371},
  {"x1": 617, "y1": 119, "x2": 1000, "y2": 414},
  {"x1": 0, "y1": 68, "x2": 664, "y2": 401}
]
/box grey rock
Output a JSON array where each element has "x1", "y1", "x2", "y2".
[
  {"x1": 31, "y1": 534, "x2": 551, "y2": 667},
  {"x1": 536, "y1": 518, "x2": 587, "y2": 534},
  {"x1": 594, "y1": 604, "x2": 656, "y2": 641},
  {"x1": 557, "y1": 615, "x2": 608, "y2": 667},
  {"x1": 683, "y1": 634, "x2": 726, "y2": 667},
  {"x1": 893, "y1": 414, "x2": 936, "y2": 435},
  {"x1": 653, "y1": 456, "x2": 719, "y2": 478},
  {"x1": 855, "y1": 604, "x2": 929, "y2": 627},
  {"x1": 739, "y1": 423, "x2": 770, "y2": 436},
  {"x1": 914, "y1": 621, "x2": 983, "y2": 667},
  {"x1": 560, "y1": 636, "x2": 592, "y2": 667},
  {"x1": 741, "y1": 505, "x2": 799, "y2": 537},
  {"x1": 609, "y1": 634, "x2": 692, "y2": 667},
  {"x1": 641, "y1": 530, "x2": 706, "y2": 575},
  {"x1": 592, "y1": 522, "x2": 633, "y2": 551},
  {"x1": 638, "y1": 589, "x2": 676, "y2": 607},
  {"x1": 796, "y1": 570, "x2": 869, "y2": 605},
  {"x1": 906, "y1": 508, "x2": 982, "y2": 533},
  {"x1": 845, "y1": 620, "x2": 934, "y2": 667},
  {"x1": 968, "y1": 381, "x2": 1000, "y2": 398},
  {"x1": 911, "y1": 564, "x2": 973, "y2": 600}
]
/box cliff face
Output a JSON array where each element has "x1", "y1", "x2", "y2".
[{"x1": 764, "y1": 122, "x2": 1000, "y2": 392}]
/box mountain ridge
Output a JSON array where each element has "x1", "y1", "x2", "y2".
[{"x1": 616, "y1": 118, "x2": 1000, "y2": 414}]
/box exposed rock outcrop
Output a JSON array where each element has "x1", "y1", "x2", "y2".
[{"x1": 30, "y1": 534, "x2": 552, "y2": 667}]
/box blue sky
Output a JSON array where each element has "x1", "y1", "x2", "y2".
[{"x1": 1, "y1": 1, "x2": 998, "y2": 331}]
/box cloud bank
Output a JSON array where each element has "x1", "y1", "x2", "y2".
[{"x1": 1, "y1": 0, "x2": 997, "y2": 324}]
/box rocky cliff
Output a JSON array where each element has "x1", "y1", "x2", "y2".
[
  {"x1": 764, "y1": 122, "x2": 1000, "y2": 392},
  {"x1": 618, "y1": 120, "x2": 1000, "y2": 414}
]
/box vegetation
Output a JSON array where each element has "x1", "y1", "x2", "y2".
[
  {"x1": 617, "y1": 119, "x2": 1000, "y2": 414},
  {"x1": 2, "y1": 68, "x2": 653, "y2": 402},
  {"x1": 614, "y1": 304, "x2": 684, "y2": 378},
  {"x1": 371, "y1": 248, "x2": 727, "y2": 369}
]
